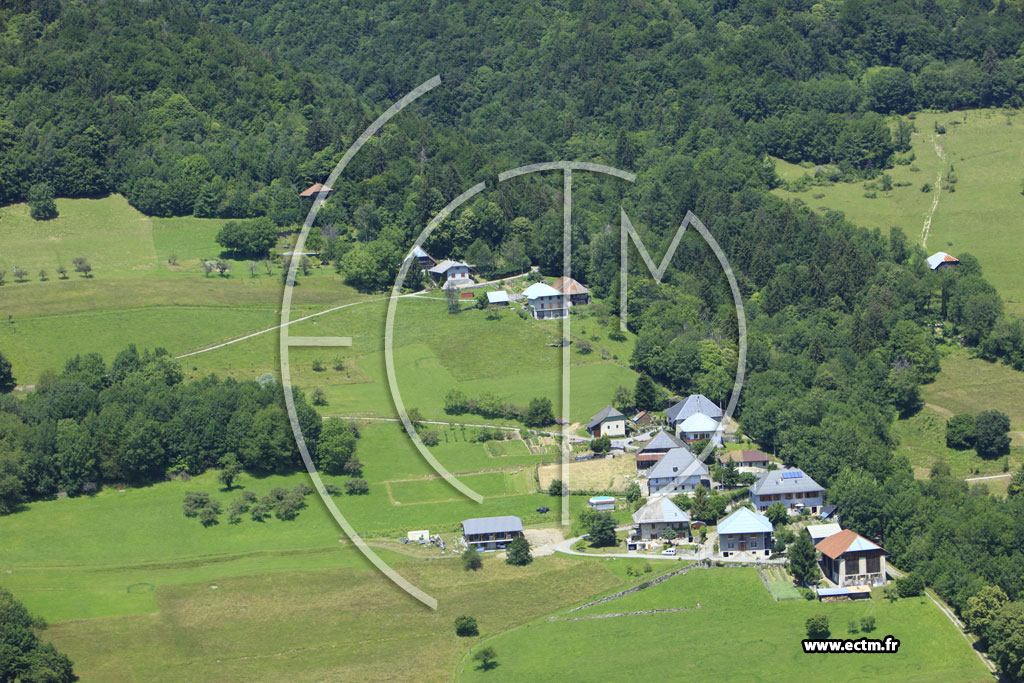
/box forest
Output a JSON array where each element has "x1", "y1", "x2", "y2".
[{"x1": 3, "y1": 0, "x2": 1024, "y2": 678}]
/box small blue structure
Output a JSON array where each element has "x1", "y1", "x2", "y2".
[{"x1": 588, "y1": 496, "x2": 616, "y2": 512}]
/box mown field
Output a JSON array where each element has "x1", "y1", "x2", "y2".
[
  {"x1": 893, "y1": 349, "x2": 1024, "y2": 481},
  {"x1": 0, "y1": 195, "x2": 369, "y2": 384},
  {"x1": 457, "y1": 567, "x2": 989, "y2": 681},
  {"x1": 774, "y1": 108, "x2": 1024, "y2": 316}
]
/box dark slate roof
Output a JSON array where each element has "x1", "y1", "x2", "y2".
[
  {"x1": 461, "y1": 516, "x2": 523, "y2": 536},
  {"x1": 665, "y1": 394, "x2": 723, "y2": 423},
  {"x1": 748, "y1": 468, "x2": 825, "y2": 496},
  {"x1": 640, "y1": 430, "x2": 686, "y2": 453},
  {"x1": 586, "y1": 406, "x2": 625, "y2": 430}
]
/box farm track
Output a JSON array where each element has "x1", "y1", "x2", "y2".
[{"x1": 919, "y1": 135, "x2": 946, "y2": 248}]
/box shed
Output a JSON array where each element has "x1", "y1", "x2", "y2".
[
  {"x1": 486, "y1": 291, "x2": 510, "y2": 306},
  {"x1": 299, "y1": 182, "x2": 331, "y2": 197}
]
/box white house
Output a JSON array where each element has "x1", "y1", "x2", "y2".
[
  {"x1": 647, "y1": 447, "x2": 708, "y2": 495},
  {"x1": 926, "y1": 251, "x2": 960, "y2": 270},
  {"x1": 665, "y1": 394, "x2": 723, "y2": 429},
  {"x1": 749, "y1": 468, "x2": 825, "y2": 515},
  {"x1": 718, "y1": 507, "x2": 773, "y2": 557},
  {"x1": 632, "y1": 495, "x2": 691, "y2": 541},
  {"x1": 677, "y1": 412, "x2": 721, "y2": 443},
  {"x1": 429, "y1": 259, "x2": 472, "y2": 285},
  {"x1": 586, "y1": 406, "x2": 626, "y2": 438},
  {"x1": 522, "y1": 282, "x2": 567, "y2": 319}
]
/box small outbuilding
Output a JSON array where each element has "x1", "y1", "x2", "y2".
[
  {"x1": 588, "y1": 496, "x2": 616, "y2": 512},
  {"x1": 926, "y1": 251, "x2": 960, "y2": 270},
  {"x1": 486, "y1": 290, "x2": 510, "y2": 306},
  {"x1": 816, "y1": 529, "x2": 887, "y2": 587}
]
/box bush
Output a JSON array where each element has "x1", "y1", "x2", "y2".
[
  {"x1": 505, "y1": 536, "x2": 532, "y2": 566},
  {"x1": 945, "y1": 413, "x2": 975, "y2": 450},
  {"x1": 421, "y1": 430, "x2": 440, "y2": 446},
  {"x1": 848, "y1": 619, "x2": 859, "y2": 634},
  {"x1": 322, "y1": 483, "x2": 342, "y2": 496},
  {"x1": 861, "y1": 615, "x2": 876, "y2": 632},
  {"x1": 250, "y1": 503, "x2": 271, "y2": 521},
  {"x1": 462, "y1": 547, "x2": 483, "y2": 571},
  {"x1": 182, "y1": 491, "x2": 212, "y2": 517},
  {"x1": 799, "y1": 587, "x2": 816, "y2": 600},
  {"x1": 28, "y1": 182, "x2": 58, "y2": 220},
  {"x1": 344, "y1": 478, "x2": 369, "y2": 495},
  {"x1": 588, "y1": 511, "x2": 618, "y2": 547},
  {"x1": 805, "y1": 614, "x2": 830, "y2": 638},
  {"x1": 548, "y1": 479, "x2": 563, "y2": 496},
  {"x1": 454, "y1": 615, "x2": 479, "y2": 637},
  {"x1": 897, "y1": 573, "x2": 925, "y2": 598},
  {"x1": 198, "y1": 506, "x2": 220, "y2": 526}
]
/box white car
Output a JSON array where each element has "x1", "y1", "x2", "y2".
[{"x1": 661, "y1": 547, "x2": 676, "y2": 556}]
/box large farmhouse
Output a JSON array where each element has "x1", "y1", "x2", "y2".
[
  {"x1": 647, "y1": 447, "x2": 708, "y2": 495},
  {"x1": 636, "y1": 430, "x2": 686, "y2": 470},
  {"x1": 461, "y1": 515, "x2": 524, "y2": 551},
  {"x1": 523, "y1": 282, "x2": 567, "y2": 320},
  {"x1": 632, "y1": 495, "x2": 691, "y2": 541},
  {"x1": 665, "y1": 394, "x2": 723, "y2": 429},
  {"x1": 718, "y1": 507, "x2": 773, "y2": 557},
  {"x1": 749, "y1": 468, "x2": 825, "y2": 515},
  {"x1": 816, "y1": 529, "x2": 887, "y2": 588}
]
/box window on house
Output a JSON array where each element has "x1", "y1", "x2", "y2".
[
  {"x1": 845, "y1": 557, "x2": 859, "y2": 575},
  {"x1": 866, "y1": 556, "x2": 881, "y2": 573},
  {"x1": 785, "y1": 493, "x2": 792, "y2": 500}
]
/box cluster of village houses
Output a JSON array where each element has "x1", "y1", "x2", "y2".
[{"x1": 395, "y1": 245, "x2": 892, "y2": 598}]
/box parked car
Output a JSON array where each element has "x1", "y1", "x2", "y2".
[
  {"x1": 661, "y1": 547, "x2": 676, "y2": 556},
  {"x1": 536, "y1": 507, "x2": 550, "y2": 514}
]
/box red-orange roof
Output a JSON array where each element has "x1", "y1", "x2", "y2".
[
  {"x1": 299, "y1": 183, "x2": 332, "y2": 197},
  {"x1": 553, "y1": 276, "x2": 590, "y2": 296},
  {"x1": 815, "y1": 529, "x2": 885, "y2": 560}
]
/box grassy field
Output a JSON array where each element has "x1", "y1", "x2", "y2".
[
  {"x1": 0, "y1": 195, "x2": 372, "y2": 384},
  {"x1": 457, "y1": 567, "x2": 989, "y2": 681},
  {"x1": 891, "y1": 349, "x2": 1024, "y2": 480},
  {"x1": 774, "y1": 108, "x2": 1024, "y2": 316}
]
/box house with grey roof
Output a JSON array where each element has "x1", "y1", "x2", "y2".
[
  {"x1": 523, "y1": 282, "x2": 567, "y2": 319},
  {"x1": 404, "y1": 245, "x2": 436, "y2": 269},
  {"x1": 636, "y1": 430, "x2": 687, "y2": 470},
  {"x1": 647, "y1": 447, "x2": 709, "y2": 495},
  {"x1": 665, "y1": 394, "x2": 723, "y2": 428},
  {"x1": 632, "y1": 495, "x2": 691, "y2": 541},
  {"x1": 677, "y1": 412, "x2": 721, "y2": 444},
  {"x1": 749, "y1": 468, "x2": 825, "y2": 515},
  {"x1": 718, "y1": 507, "x2": 773, "y2": 557},
  {"x1": 461, "y1": 515, "x2": 524, "y2": 550},
  {"x1": 586, "y1": 406, "x2": 626, "y2": 438},
  {"x1": 486, "y1": 290, "x2": 510, "y2": 306},
  {"x1": 428, "y1": 259, "x2": 472, "y2": 285}
]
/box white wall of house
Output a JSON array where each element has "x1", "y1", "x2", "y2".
[
  {"x1": 595, "y1": 418, "x2": 626, "y2": 437},
  {"x1": 648, "y1": 475, "x2": 702, "y2": 495},
  {"x1": 528, "y1": 294, "x2": 567, "y2": 319},
  {"x1": 752, "y1": 491, "x2": 824, "y2": 514},
  {"x1": 636, "y1": 521, "x2": 691, "y2": 541},
  {"x1": 445, "y1": 265, "x2": 471, "y2": 281},
  {"x1": 720, "y1": 531, "x2": 771, "y2": 556}
]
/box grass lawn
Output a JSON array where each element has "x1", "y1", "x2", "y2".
[
  {"x1": 774, "y1": 108, "x2": 1024, "y2": 316},
  {"x1": 457, "y1": 567, "x2": 989, "y2": 681}
]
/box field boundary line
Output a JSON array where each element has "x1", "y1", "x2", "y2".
[{"x1": 548, "y1": 605, "x2": 700, "y2": 622}]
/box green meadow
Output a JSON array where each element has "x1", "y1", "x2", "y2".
[
  {"x1": 457, "y1": 568, "x2": 989, "y2": 682},
  {"x1": 774, "y1": 108, "x2": 1024, "y2": 316}
]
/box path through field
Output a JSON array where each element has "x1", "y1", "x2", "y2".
[{"x1": 919, "y1": 135, "x2": 946, "y2": 248}]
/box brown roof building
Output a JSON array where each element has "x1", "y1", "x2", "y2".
[
  {"x1": 815, "y1": 529, "x2": 887, "y2": 588},
  {"x1": 299, "y1": 182, "x2": 332, "y2": 197}
]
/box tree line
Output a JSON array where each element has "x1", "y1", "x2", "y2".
[{"x1": 0, "y1": 345, "x2": 348, "y2": 514}]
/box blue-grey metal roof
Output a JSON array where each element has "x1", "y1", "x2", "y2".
[
  {"x1": 647, "y1": 447, "x2": 708, "y2": 480},
  {"x1": 665, "y1": 394, "x2": 723, "y2": 423},
  {"x1": 717, "y1": 506, "x2": 773, "y2": 534},
  {"x1": 749, "y1": 468, "x2": 825, "y2": 497},
  {"x1": 486, "y1": 291, "x2": 510, "y2": 303},
  {"x1": 461, "y1": 516, "x2": 523, "y2": 536}
]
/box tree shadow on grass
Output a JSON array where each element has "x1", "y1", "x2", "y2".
[{"x1": 474, "y1": 661, "x2": 499, "y2": 672}]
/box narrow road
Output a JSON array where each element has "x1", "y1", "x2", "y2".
[
  {"x1": 964, "y1": 473, "x2": 1012, "y2": 483},
  {"x1": 550, "y1": 532, "x2": 786, "y2": 565}
]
